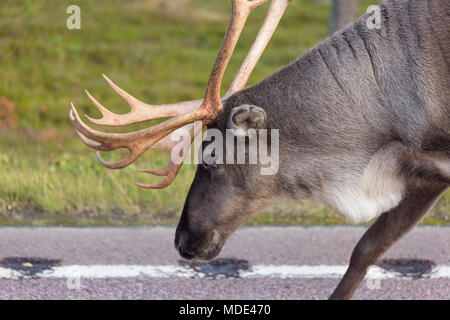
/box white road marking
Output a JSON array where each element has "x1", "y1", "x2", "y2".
[{"x1": 0, "y1": 265, "x2": 448, "y2": 280}]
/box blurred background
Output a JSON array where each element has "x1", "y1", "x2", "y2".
[{"x1": 0, "y1": 0, "x2": 448, "y2": 226}]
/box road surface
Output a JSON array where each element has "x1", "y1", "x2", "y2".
[{"x1": 0, "y1": 226, "x2": 448, "y2": 299}]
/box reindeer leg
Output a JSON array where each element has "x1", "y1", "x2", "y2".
[{"x1": 329, "y1": 182, "x2": 447, "y2": 300}]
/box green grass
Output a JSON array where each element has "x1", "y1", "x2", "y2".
[{"x1": 0, "y1": 0, "x2": 449, "y2": 226}]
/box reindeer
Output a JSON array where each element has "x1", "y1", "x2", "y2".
[{"x1": 69, "y1": 0, "x2": 450, "y2": 299}]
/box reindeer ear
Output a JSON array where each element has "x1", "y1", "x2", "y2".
[{"x1": 227, "y1": 105, "x2": 267, "y2": 134}]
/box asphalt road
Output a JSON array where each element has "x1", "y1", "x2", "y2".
[{"x1": 0, "y1": 226, "x2": 448, "y2": 300}]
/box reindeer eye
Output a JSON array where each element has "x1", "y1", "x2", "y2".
[
  {"x1": 202, "y1": 147, "x2": 217, "y2": 170},
  {"x1": 202, "y1": 161, "x2": 218, "y2": 170}
]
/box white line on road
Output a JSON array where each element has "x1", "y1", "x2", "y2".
[{"x1": 0, "y1": 265, "x2": 449, "y2": 280}]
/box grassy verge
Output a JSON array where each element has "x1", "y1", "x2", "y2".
[{"x1": 0, "y1": 0, "x2": 449, "y2": 226}]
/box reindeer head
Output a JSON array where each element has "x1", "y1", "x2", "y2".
[{"x1": 70, "y1": 0, "x2": 291, "y2": 260}]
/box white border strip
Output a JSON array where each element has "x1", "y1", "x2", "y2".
[{"x1": 0, "y1": 265, "x2": 449, "y2": 280}]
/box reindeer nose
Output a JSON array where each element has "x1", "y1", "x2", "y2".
[{"x1": 175, "y1": 230, "x2": 196, "y2": 260}]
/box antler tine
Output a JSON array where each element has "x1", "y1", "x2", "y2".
[
  {"x1": 199, "y1": 0, "x2": 270, "y2": 115},
  {"x1": 70, "y1": 102, "x2": 198, "y2": 169},
  {"x1": 136, "y1": 133, "x2": 183, "y2": 177},
  {"x1": 137, "y1": 0, "x2": 293, "y2": 188},
  {"x1": 137, "y1": 163, "x2": 174, "y2": 177},
  {"x1": 85, "y1": 74, "x2": 202, "y2": 127},
  {"x1": 71, "y1": 0, "x2": 269, "y2": 152},
  {"x1": 71, "y1": 100, "x2": 203, "y2": 145},
  {"x1": 83, "y1": 0, "x2": 290, "y2": 129},
  {"x1": 226, "y1": 0, "x2": 292, "y2": 97},
  {"x1": 136, "y1": 123, "x2": 201, "y2": 187},
  {"x1": 135, "y1": 163, "x2": 182, "y2": 189},
  {"x1": 130, "y1": 0, "x2": 291, "y2": 180}
]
